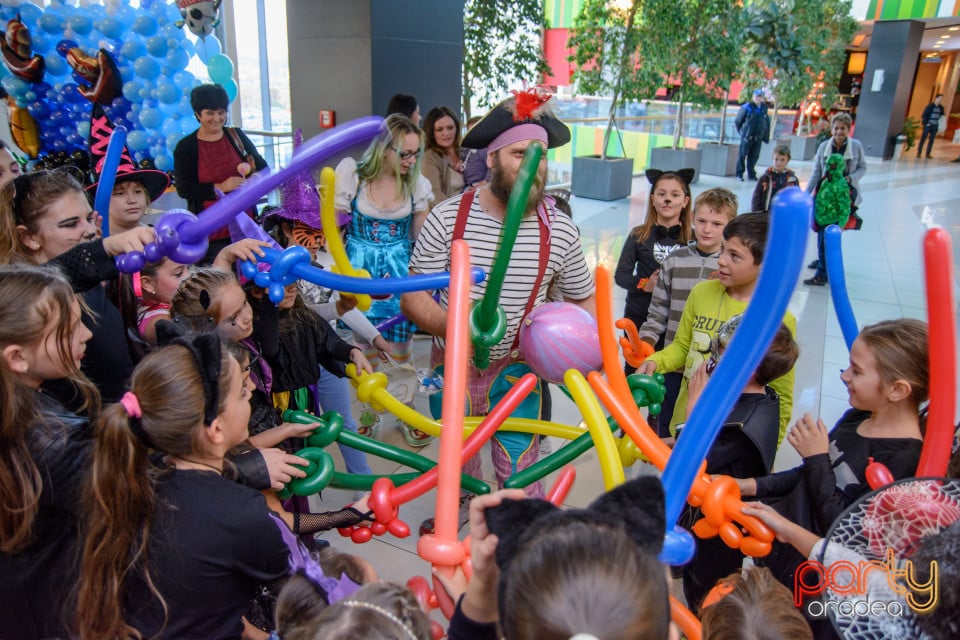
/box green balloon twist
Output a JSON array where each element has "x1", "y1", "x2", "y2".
[
  {"x1": 281, "y1": 409, "x2": 490, "y2": 496},
  {"x1": 471, "y1": 141, "x2": 544, "y2": 369}
]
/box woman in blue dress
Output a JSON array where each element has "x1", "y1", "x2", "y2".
[{"x1": 334, "y1": 115, "x2": 434, "y2": 445}]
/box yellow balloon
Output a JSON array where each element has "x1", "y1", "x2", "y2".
[
  {"x1": 565, "y1": 369, "x2": 625, "y2": 490},
  {"x1": 318, "y1": 167, "x2": 372, "y2": 311},
  {"x1": 349, "y1": 366, "x2": 590, "y2": 441}
]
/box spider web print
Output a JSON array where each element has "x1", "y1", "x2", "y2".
[{"x1": 819, "y1": 478, "x2": 960, "y2": 640}]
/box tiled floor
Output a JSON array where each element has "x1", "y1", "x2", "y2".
[{"x1": 310, "y1": 140, "x2": 960, "y2": 604}]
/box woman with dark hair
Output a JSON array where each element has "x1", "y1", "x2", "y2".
[
  {"x1": 173, "y1": 83, "x2": 268, "y2": 261},
  {"x1": 421, "y1": 106, "x2": 465, "y2": 204}
]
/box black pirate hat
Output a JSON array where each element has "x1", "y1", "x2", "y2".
[{"x1": 462, "y1": 86, "x2": 570, "y2": 150}]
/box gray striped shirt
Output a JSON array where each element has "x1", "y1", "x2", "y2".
[
  {"x1": 410, "y1": 194, "x2": 594, "y2": 361},
  {"x1": 638, "y1": 242, "x2": 720, "y2": 346}
]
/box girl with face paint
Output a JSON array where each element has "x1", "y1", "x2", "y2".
[{"x1": 614, "y1": 170, "x2": 694, "y2": 377}]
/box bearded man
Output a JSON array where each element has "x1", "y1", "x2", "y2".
[{"x1": 401, "y1": 89, "x2": 595, "y2": 531}]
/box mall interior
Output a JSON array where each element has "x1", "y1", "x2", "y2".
[{"x1": 262, "y1": 0, "x2": 960, "y2": 597}]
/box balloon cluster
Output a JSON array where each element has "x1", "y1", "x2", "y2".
[{"x1": 0, "y1": 0, "x2": 214, "y2": 172}]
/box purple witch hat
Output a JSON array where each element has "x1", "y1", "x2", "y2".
[
  {"x1": 263, "y1": 130, "x2": 351, "y2": 230},
  {"x1": 263, "y1": 129, "x2": 351, "y2": 230}
]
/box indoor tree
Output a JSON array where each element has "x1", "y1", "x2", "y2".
[
  {"x1": 638, "y1": 0, "x2": 745, "y2": 150},
  {"x1": 566, "y1": 0, "x2": 649, "y2": 159},
  {"x1": 741, "y1": 0, "x2": 859, "y2": 137},
  {"x1": 462, "y1": 0, "x2": 550, "y2": 121}
]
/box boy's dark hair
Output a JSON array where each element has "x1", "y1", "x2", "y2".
[
  {"x1": 774, "y1": 144, "x2": 791, "y2": 159},
  {"x1": 910, "y1": 519, "x2": 960, "y2": 640},
  {"x1": 754, "y1": 324, "x2": 798, "y2": 386},
  {"x1": 190, "y1": 84, "x2": 229, "y2": 113},
  {"x1": 723, "y1": 212, "x2": 768, "y2": 265},
  {"x1": 386, "y1": 93, "x2": 418, "y2": 120},
  {"x1": 700, "y1": 567, "x2": 812, "y2": 640}
]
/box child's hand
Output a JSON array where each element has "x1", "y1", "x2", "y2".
[
  {"x1": 283, "y1": 421, "x2": 320, "y2": 440},
  {"x1": 214, "y1": 239, "x2": 270, "y2": 270},
  {"x1": 640, "y1": 269, "x2": 659, "y2": 293},
  {"x1": 459, "y1": 489, "x2": 525, "y2": 623},
  {"x1": 350, "y1": 348, "x2": 374, "y2": 375},
  {"x1": 350, "y1": 493, "x2": 373, "y2": 524},
  {"x1": 637, "y1": 360, "x2": 658, "y2": 376},
  {"x1": 741, "y1": 502, "x2": 796, "y2": 543},
  {"x1": 686, "y1": 361, "x2": 710, "y2": 414},
  {"x1": 432, "y1": 565, "x2": 469, "y2": 603},
  {"x1": 741, "y1": 501, "x2": 822, "y2": 556},
  {"x1": 102, "y1": 226, "x2": 157, "y2": 256},
  {"x1": 787, "y1": 413, "x2": 829, "y2": 458},
  {"x1": 258, "y1": 448, "x2": 308, "y2": 491},
  {"x1": 372, "y1": 336, "x2": 393, "y2": 363}
]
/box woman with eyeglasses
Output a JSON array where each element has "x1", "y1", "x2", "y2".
[
  {"x1": 334, "y1": 114, "x2": 434, "y2": 445},
  {"x1": 421, "y1": 106, "x2": 465, "y2": 204}
]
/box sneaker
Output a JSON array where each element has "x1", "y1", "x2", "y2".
[
  {"x1": 926, "y1": 155, "x2": 934, "y2": 159},
  {"x1": 736, "y1": 175, "x2": 744, "y2": 182},
  {"x1": 401, "y1": 423, "x2": 434, "y2": 447},
  {"x1": 803, "y1": 275, "x2": 828, "y2": 286},
  {"x1": 807, "y1": 259, "x2": 819, "y2": 269},
  {"x1": 748, "y1": 175, "x2": 758, "y2": 181},
  {"x1": 357, "y1": 410, "x2": 380, "y2": 439},
  {"x1": 419, "y1": 494, "x2": 473, "y2": 536}
]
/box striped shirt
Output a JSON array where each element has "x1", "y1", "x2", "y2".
[
  {"x1": 410, "y1": 194, "x2": 594, "y2": 361},
  {"x1": 638, "y1": 242, "x2": 720, "y2": 346}
]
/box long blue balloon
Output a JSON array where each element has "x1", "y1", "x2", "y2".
[
  {"x1": 659, "y1": 188, "x2": 811, "y2": 542},
  {"x1": 93, "y1": 125, "x2": 127, "y2": 238},
  {"x1": 824, "y1": 225, "x2": 858, "y2": 350},
  {"x1": 241, "y1": 246, "x2": 487, "y2": 304}
]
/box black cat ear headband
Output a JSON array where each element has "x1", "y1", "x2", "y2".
[
  {"x1": 484, "y1": 475, "x2": 667, "y2": 571},
  {"x1": 154, "y1": 321, "x2": 223, "y2": 426},
  {"x1": 646, "y1": 168, "x2": 695, "y2": 187}
]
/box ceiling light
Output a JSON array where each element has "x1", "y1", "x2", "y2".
[{"x1": 950, "y1": 27, "x2": 959, "y2": 31}]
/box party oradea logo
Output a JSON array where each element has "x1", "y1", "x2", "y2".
[{"x1": 794, "y1": 549, "x2": 939, "y2": 619}]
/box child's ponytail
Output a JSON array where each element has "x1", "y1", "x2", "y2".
[
  {"x1": 77, "y1": 337, "x2": 235, "y2": 639},
  {"x1": 0, "y1": 356, "x2": 41, "y2": 553},
  {"x1": 77, "y1": 398, "x2": 161, "y2": 640}
]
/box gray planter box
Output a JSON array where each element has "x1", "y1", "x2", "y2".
[
  {"x1": 790, "y1": 135, "x2": 820, "y2": 161},
  {"x1": 649, "y1": 147, "x2": 703, "y2": 183},
  {"x1": 699, "y1": 142, "x2": 739, "y2": 176},
  {"x1": 571, "y1": 155, "x2": 634, "y2": 201}
]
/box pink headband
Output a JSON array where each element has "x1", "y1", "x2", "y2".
[{"x1": 487, "y1": 123, "x2": 548, "y2": 153}]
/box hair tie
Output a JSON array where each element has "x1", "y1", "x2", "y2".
[
  {"x1": 120, "y1": 391, "x2": 142, "y2": 418},
  {"x1": 120, "y1": 392, "x2": 155, "y2": 448},
  {"x1": 340, "y1": 601, "x2": 417, "y2": 640}
]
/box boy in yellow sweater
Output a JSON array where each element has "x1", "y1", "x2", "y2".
[{"x1": 639, "y1": 212, "x2": 796, "y2": 440}]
